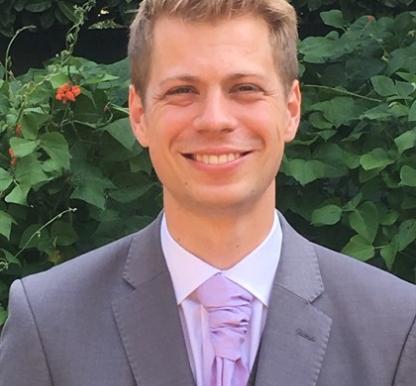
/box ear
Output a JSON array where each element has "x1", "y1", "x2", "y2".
[
  {"x1": 283, "y1": 79, "x2": 301, "y2": 143},
  {"x1": 129, "y1": 85, "x2": 149, "y2": 147}
]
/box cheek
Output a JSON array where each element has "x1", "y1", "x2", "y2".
[
  {"x1": 153, "y1": 108, "x2": 194, "y2": 141},
  {"x1": 241, "y1": 109, "x2": 283, "y2": 145}
]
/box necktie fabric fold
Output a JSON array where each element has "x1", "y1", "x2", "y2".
[{"x1": 195, "y1": 273, "x2": 254, "y2": 386}]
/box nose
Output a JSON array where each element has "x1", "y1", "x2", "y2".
[{"x1": 193, "y1": 89, "x2": 237, "y2": 133}]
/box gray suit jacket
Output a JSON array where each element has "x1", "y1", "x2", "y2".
[{"x1": 1, "y1": 214, "x2": 415, "y2": 386}]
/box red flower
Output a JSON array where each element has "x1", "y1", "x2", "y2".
[
  {"x1": 56, "y1": 83, "x2": 82, "y2": 103},
  {"x1": 8, "y1": 148, "x2": 17, "y2": 167}
]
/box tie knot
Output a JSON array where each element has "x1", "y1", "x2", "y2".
[{"x1": 195, "y1": 274, "x2": 254, "y2": 361}]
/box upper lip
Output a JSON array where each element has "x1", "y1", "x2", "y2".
[{"x1": 181, "y1": 148, "x2": 252, "y2": 156}]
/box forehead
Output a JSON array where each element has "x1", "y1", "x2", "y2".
[{"x1": 148, "y1": 14, "x2": 277, "y2": 80}]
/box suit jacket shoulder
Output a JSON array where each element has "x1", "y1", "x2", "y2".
[
  {"x1": 264, "y1": 214, "x2": 416, "y2": 386},
  {"x1": 0, "y1": 214, "x2": 195, "y2": 386}
]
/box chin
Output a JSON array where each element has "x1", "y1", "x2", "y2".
[{"x1": 188, "y1": 190, "x2": 263, "y2": 213}]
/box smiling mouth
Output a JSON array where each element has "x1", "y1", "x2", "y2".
[{"x1": 183, "y1": 152, "x2": 251, "y2": 165}]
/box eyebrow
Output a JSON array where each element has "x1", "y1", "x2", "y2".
[
  {"x1": 158, "y1": 75, "x2": 199, "y2": 88},
  {"x1": 158, "y1": 72, "x2": 268, "y2": 88}
]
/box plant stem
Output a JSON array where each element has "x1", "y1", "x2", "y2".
[
  {"x1": 14, "y1": 208, "x2": 77, "y2": 260},
  {"x1": 303, "y1": 84, "x2": 383, "y2": 103},
  {"x1": 3, "y1": 25, "x2": 36, "y2": 82}
]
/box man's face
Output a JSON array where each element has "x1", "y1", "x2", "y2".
[{"x1": 129, "y1": 14, "x2": 301, "y2": 214}]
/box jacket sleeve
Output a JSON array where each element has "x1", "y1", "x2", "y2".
[
  {"x1": 393, "y1": 312, "x2": 416, "y2": 385},
  {"x1": 0, "y1": 279, "x2": 53, "y2": 386}
]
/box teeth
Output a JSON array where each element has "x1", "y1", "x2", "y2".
[{"x1": 194, "y1": 153, "x2": 242, "y2": 165}]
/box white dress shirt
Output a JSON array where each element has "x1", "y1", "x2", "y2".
[{"x1": 161, "y1": 211, "x2": 283, "y2": 386}]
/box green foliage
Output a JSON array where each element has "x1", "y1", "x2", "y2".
[
  {"x1": 0, "y1": 4, "x2": 415, "y2": 326},
  {"x1": 2, "y1": 0, "x2": 415, "y2": 38},
  {"x1": 0, "y1": 6, "x2": 160, "y2": 325},
  {"x1": 280, "y1": 11, "x2": 416, "y2": 282},
  {"x1": 0, "y1": 0, "x2": 137, "y2": 37},
  {"x1": 293, "y1": 0, "x2": 416, "y2": 23}
]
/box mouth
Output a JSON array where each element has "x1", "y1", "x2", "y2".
[{"x1": 182, "y1": 152, "x2": 251, "y2": 165}]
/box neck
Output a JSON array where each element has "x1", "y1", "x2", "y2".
[{"x1": 163, "y1": 188, "x2": 276, "y2": 270}]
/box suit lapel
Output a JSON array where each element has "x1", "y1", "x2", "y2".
[
  {"x1": 254, "y1": 214, "x2": 332, "y2": 386},
  {"x1": 112, "y1": 215, "x2": 195, "y2": 386}
]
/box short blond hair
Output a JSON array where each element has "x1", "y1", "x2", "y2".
[{"x1": 128, "y1": 0, "x2": 298, "y2": 96}]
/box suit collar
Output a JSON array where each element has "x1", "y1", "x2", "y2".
[
  {"x1": 112, "y1": 213, "x2": 196, "y2": 386},
  {"x1": 253, "y1": 213, "x2": 331, "y2": 386},
  {"x1": 113, "y1": 211, "x2": 331, "y2": 386},
  {"x1": 122, "y1": 212, "x2": 166, "y2": 288},
  {"x1": 275, "y1": 212, "x2": 324, "y2": 302},
  {"x1": 122, "y1": 212, "x2": 324, "y2": 301}
]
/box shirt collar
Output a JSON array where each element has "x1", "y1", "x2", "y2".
[{"x1": 161, "y1": 211, "x2": 282, "y2": 307}]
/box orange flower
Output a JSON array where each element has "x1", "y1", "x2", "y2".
[
  {"x1": 55, "y1": 82, "x2": 82, "y2": 103},
  {"x1": 367, "y1": 15, "x2": 375, "y2": 22},
  {"x1": 8, "y1": 148, "x2": 17, "y2": 167},
  {"x1": 71, "y1": 85, "x2": 81, "y2": 97}
]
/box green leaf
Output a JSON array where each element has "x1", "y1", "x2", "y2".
[
  {"x1": 299, "y1": 36, "x2": 340, "y2": 64},
  {"x1": 360, "y1": 104, "x2": 391, "y2": 121},
  {"x1": 349, "y1": 202, "x2": 379, "y2": 243},
  {"x1": 360, "y1": 148, "x2": 394, "y2": 171},
  {"x1": 40, "y1": 9, "x2": 55, "y2": 29},
  {"x1": 396, "y1": 220, "x2": 416, "y2": 251},
  {"x1": 381, "y1": 243, "x2": 398, "y2": 270},
  {"x1": 0, "y1": 305, "x2": 7, "y2": 325},
  {"x1": 395, "y1": 81, "x2": 415, "y2": 98},
  {"x1": 308, "y1": 112, "x2": 333, "y2": 129},
  {"x1": 280, "y1": 159, "x2": 326, "y2": 186},
  {"x1": 0, "y1": 210, "x2": 16, "y2": 240},
  {"x1": 0, "y1": 168, "x2": 13, "y2": 191},
  {"x1": 409, "y1": 100, "x2": 416, "y2": 122},
  {"x1": 342, "y1": 234, "x2": 375, "y2": 261},
  {"x1": 320, "y1": 10, "x2": 346, "y2": 29},
  {"x1": 311, "y1": 204, "x2": 343, "y2": 226},
  {"x1": 5, "y1": 184, "x2": 30, "y2": 205},
  {"x1": 70, "y1": 163, "x2": 115, "y2": 210},
  {"x1": 129, "y1": 152, "x2": 152, "y2": 174},
  {"x1": 56, "y1": 1, "x2": 77, "y2": 23},
  {"x1": 371, "y1": 76, "x2": 397, "y2": 97},
  {"x1": 394, "y1": 130, "x2": 416, "y2": 155},
  {"x1": 25, "y1": 1, "x2": 51, "y2": 13},
  {"x1": 50, "y1": 221, "x2": 77, "y2": 246},
  {"x1": 110, "y1": 182, "x2": 155, "y2": 204},
  {"x1": 344, "y1": 193, "x2": 363, "y2": 211},
  {"x1": 14, "y1": 154, "x2": 49, "y2": 187},
  {"x1": 102, "y1": 118, "x2": 136, "y2": 150},
  {"x1": 1, "y1": 249, "x2": 21, "y2": 267},
  {"x1": 39, "y1": 132, "x2": 71, "y2": 170},
  {"x1": 380, "y1": 211, "x2": 399, "y2": 226},
  {"x1": 20, "y1": 108, "x2": 49, "y2": 140},
  {"x1": 48, "y1": 72, "x2": 70, "y2": 89},
  {"x1": 389, "y1": 46, "x2": 416, "y2": 74},
  {"x1": 19, "y1": 224, "x2": 52, "y2": 253},
  {"x1": 310, "y1": 97, "x2": 363, "y2": 128},
  {"x1": 400, "y1": 165, "x2": 416, "y2": 187},
  {"x1": 9, "y1": 137, "x2": 39, "y2": 157}
]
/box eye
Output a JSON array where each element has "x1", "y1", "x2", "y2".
[
  {"x1": 233, "y1": 83, "x2": 263, "y2": 93},
  {"x1": 166, "y1": 86, "x2": 196, "y2": 95}
]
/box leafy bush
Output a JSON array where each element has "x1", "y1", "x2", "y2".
[
  {"x1": 2, "y1": 0, "x2": 415, "y2": 38},
  {"x1": 0, "y1": 7, "x2": 415, "y2": 325},
  {"x1": 0, "y1": 7, "x2": 161, "y2": 324},
  {"x1": 280, "y1": 10, "x2": 416, "y2": 282},
  {"x1": 0, "y1": 0, "x2": 137, "y2": 37}
]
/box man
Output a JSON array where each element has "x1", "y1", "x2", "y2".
[{"x1": 1, "y1": 0, "x2": 415, "y2": 385}]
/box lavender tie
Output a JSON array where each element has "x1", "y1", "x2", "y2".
[{"x1": 195, "y1": 273, "x2": 254, "y2": 386}]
